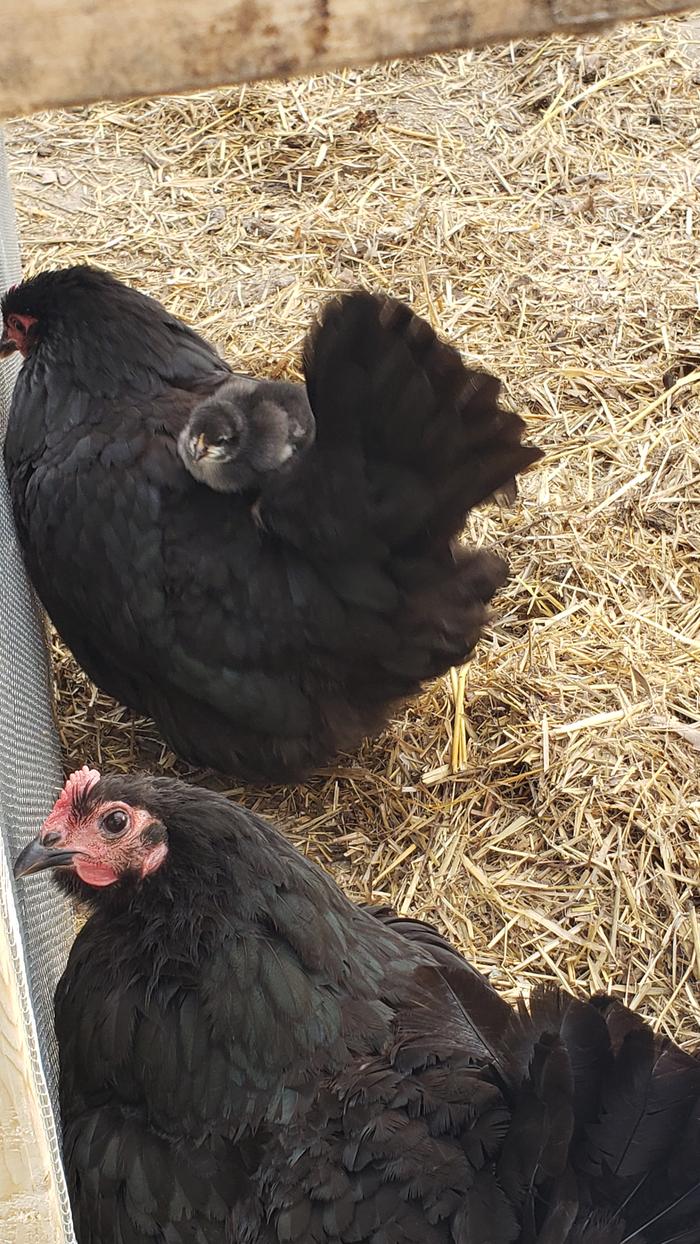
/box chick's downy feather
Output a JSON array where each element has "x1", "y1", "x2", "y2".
[{"x1": 178, "y1": 375, "x2": 315, "y2": 493}]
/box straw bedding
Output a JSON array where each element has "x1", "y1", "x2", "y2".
[{"x1": 5, "y1": 14, "x2": 700, "y2": 1043}]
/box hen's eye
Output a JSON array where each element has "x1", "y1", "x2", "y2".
[
  {"x1": 9, "y1": 315, "x2": 22, "y2": 332},
  {"x1": 100, "y1": 808, "x2": 129, "y2": 835}
]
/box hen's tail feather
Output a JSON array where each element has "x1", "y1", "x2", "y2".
[
  {"x1": 499, "y1": 989, "x2": 613, "y2": 1132},
  {"x1": 445, "y1": 985, "x2": 700, "y2": 1242},
  {"x1": 588, "y1": 995, "x2": 649, "y2": 1053},
  {"x1": 533, "y1": 1169, "x2": 580, "y2": 1244},
  {"x1": 497, "y1": 1032, "x2": 575, "y2": 1212},
  {"x1": 296, "y1": 290, "x2": 542, "y2": 554},
  {"x1": 568, "y1": 1008, "x2": 699, "y2": 1242},
  {"x1": 578, "y1": 1026, "x2": 700, "y2": 1184},
  {"x1": 451, "y1": 1167, "x2": 520, "y2": 1244},
  {"x1": 580, "y1": 991, "x2": 700, "y2": 1238},
  {"x1": 246, "y1": 291, "x2": 541, "y2": 715}
]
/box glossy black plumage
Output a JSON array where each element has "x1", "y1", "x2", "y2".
[
  {"x1": 21, "y1": 775, "x2": 700, "y2": 1244},
  {"x1": 2, "y1": 266, "x2": 542, "y2": 780}
]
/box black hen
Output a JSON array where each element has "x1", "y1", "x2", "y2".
[
  {"x1": 1, "y1": 266, "x2": 541, "y2": 780},
  {"x1": 14, "y1": 769, "x2": 700, "y2": 1244}
]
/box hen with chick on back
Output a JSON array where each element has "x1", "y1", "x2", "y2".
[
  {"x1": 2, "y1": 266, "x2": 541, "y2": 780},
  {"x1": 13, "y1": 768, "x2": 700, "y2": 1244},
  {"x1": 178, "y1": 374, "x2": 315, "y2": 493}
]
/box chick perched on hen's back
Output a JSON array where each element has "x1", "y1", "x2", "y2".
[{"x1": 178, "y1": 375, "x2": 315, "y2": 493}]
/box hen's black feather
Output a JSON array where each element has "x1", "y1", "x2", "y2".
[
  {"x1": 27, "y1": 775, "x2": 700, "y2": 1244},
  {"x1": 2, "y1": 266, "x2": 541, "y2": 779}
]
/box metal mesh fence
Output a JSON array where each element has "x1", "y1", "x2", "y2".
[{"x1": 0, "y1": 128, "x2": 76, "y2": 1242}]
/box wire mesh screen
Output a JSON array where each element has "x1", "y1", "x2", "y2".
[{"x1": 0, "y1": 128, "x2": 76, "y2": 1241}]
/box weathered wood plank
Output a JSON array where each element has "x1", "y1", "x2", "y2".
[
  {"x1": 0, "y1": 879, "x2": 69, "y2": 1243},
  {"x1": 1, "y1": 0, "x2": 698, "y2": 118}
]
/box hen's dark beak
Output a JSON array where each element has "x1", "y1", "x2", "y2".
[
  {"x1": 13, "y1": 837, "x2": 77, "y2": 879},
  {"x1": 0, "y1": 332, "x2": 17, "y2": 359}
]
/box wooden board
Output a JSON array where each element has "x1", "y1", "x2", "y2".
[
  {"x1": 0, "y1": 895, "x2": 68, "y2": 1243},
  {"x1": 1, "y1": 0, "x2": 699, "y2": 118}
]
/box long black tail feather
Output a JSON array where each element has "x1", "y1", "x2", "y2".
[
  {"x1": 452, "y1": 984, "x2": 700, "y2": 1243},
  {"x1": 266, "y1": 290, "x2": 542, "y2": 560},
  {"x1": 357, "y1": 911, "x2": 700, "y2": 1243}
]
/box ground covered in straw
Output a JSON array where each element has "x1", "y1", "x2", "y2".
[{"x1": 6, "y1": 15, "x2": 700, "y2": 1043}]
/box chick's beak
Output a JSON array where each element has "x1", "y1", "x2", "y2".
[
  {"x1": 13, "y1": 836, "x2": 77, "y2": 879},
  {"x1": 191, "y1": 433, "x2": 208, "y2": 462},
  {"x1": 0, "y1": 331, "x2": 17, "y2": 359}
]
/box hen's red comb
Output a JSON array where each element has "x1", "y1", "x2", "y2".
[{"x1": 45, "y1": 766, "x2": 101, "y2": 825}]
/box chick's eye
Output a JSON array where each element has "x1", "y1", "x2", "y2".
[
  {"x1": 101, "y1": 808, "x2": 129, "y2": 835},
  {"x1": 9, "y1": 316, "x2": 22, "y2": 332}
]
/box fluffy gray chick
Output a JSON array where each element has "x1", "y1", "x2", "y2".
[{"x1": 178, "y1": 375, "x2": 315, "y2": 493}]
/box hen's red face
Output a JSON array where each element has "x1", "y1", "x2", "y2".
[
  {"x1": 0, "y1": 311, "x2": 38, "y2": 358},
  {"x1": 13, "y1": 766, "x2": 168, "y2": 887}
]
